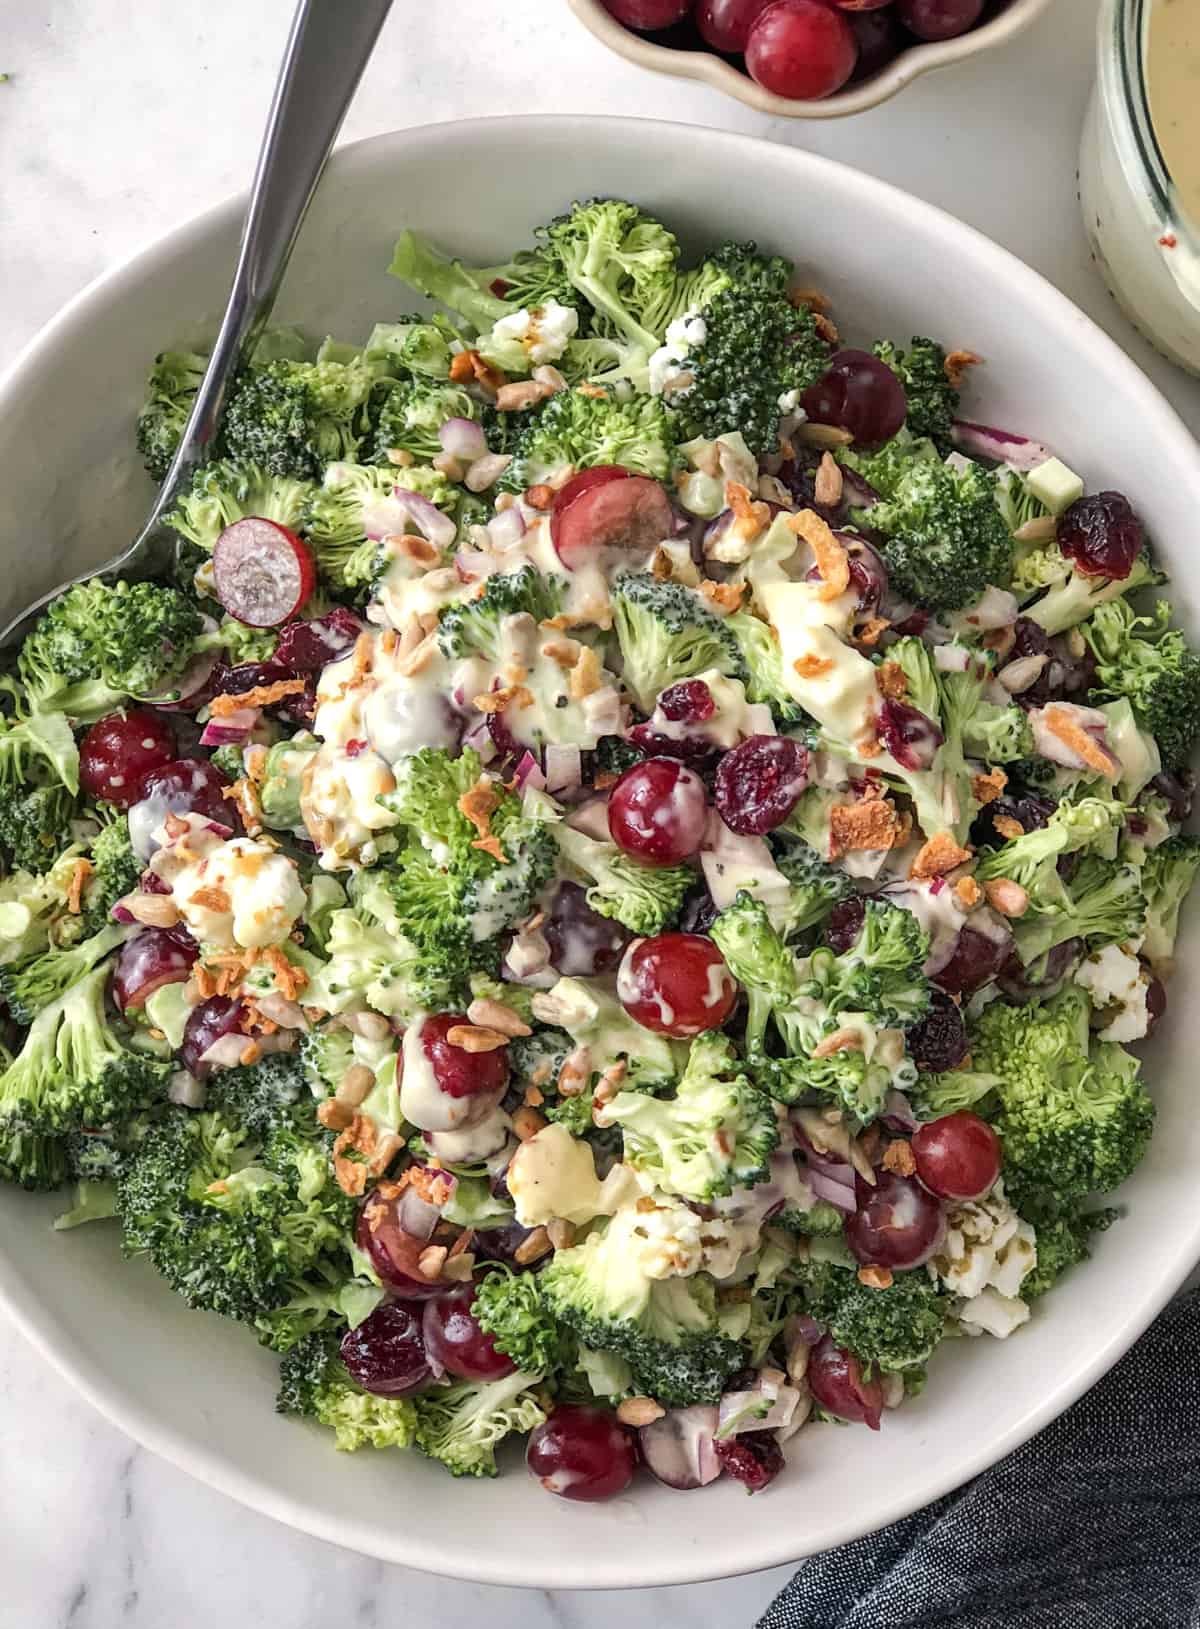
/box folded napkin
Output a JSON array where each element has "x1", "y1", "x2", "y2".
[{"x1": 759, "y1": 1289, "x2": 1200, "y2": 1629}]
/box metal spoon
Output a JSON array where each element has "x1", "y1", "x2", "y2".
[{"x1": 0, "y1": 0, "x2": 392, "y2": 652}]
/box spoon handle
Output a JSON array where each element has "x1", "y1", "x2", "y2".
[{"x1": 150, "y1": 0, "x2": 393, "y2": 521}]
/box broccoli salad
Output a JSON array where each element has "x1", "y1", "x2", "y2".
[{"x1": 2, "y1": 198, "x2": 1197, "y2": 1499}]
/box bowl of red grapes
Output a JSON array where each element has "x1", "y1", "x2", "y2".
[{"x1": 570, "y1": 0, "x2": 1053, "y2": 113}]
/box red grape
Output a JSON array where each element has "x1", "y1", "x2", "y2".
[
  {"x1": 601, "y1": 0, "x2": 691, "y2": 25},
  {"x1": 423, "y1": 1288, "x2": 517, "y2": 1382},
  {"x1": 420, "y1": 1013, "x2": 510, "y2": 1100},
  {"x1": 79, "y1": 709, "x2": 177, "y2": 808},
  {"x1": 831, "y1": 0, "x2": 891, "y2": 9},
  {"x1": 930, "y1": 922, "x2": 1013, "y2": 998},
  {"x1": 745, "y1": 0, "x2": 859, "y2": 98},
  {"x1": 912, "y1": 1112, "x2": 1002, "y2": 1201},
  {"x1": 877, "y1": 699, "x2": 944, "y2": 771},
  {"x1": 711, "y1": 1430, "x2": 786, "y2": 1491},
  {"x1": 848, "y1": 4, "x2": 905, "y2": 74},
  {"x1": 340, "y1": 1302, "x2": 433, "y2": 1397},
  {"x1": 111, "y1": 927, "x2": 199, "y2": 1013},
  {"x1": 608, "y1": 757, "x2": 708, "y2": 865},
  {"x1": 213, "y1": 517, "x2": 315, "y2": 627},
  {"x1": 552, "y1": 475, "x2": 674, "y2": 571},
  {"x1": 895, "y1": 0, "x2": 983, "y2": 39},
  {"x1": 550, "y1": 466, "x2": 631, "y2": 558},
  {"x1": 544, "y1": 881, "x2": 632, "y2": 977},
  {"x1": 179, "y1": 995, "x2": 244, "y2": 1076},
  {"x1": 808, "y1": 1335, "x2": 884, "y2": 1428},
  {"x1": 696, "y1": 0, "x2": 773, "y2": 52},
  {"x1": 714, "y1": 735, "x2": 810, "y2": 835},
  {"x1": 1056, "y1": 492, "x2": 1144, "y2": 580},
  {"x1": 136, "y1": 757, "x2": 242, "y2": 834},
  {"x1": 801, "y1": 349, "x2": 907, "y2": 445},
  {"x1": 845, "y1": 1169, "x2": 945, "y2": 1269},
  {"x1": 527, "y1": 1406, "x2": 638, "y2": 1501},
  {"x1": 617, "y1": 932, "x2": 739, "y2": 1038},
  {"x1": 356, "y1": 1190, "x2": 446, "y2": 1300}
]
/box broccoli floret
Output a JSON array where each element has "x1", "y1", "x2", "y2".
[
  {"x1": 0, "y1": 921, "x2": 125, "y2": 1024},
  {"x1": 538, "y1": 198, "x2": 678, "y2": 360},
  {"x1": 277, "y1": 1331, "x2": 418, "y2": 1451},
  {"x1": 0, "y1": 964, "x2": 169, "y2": 1137},
  {"x1": 436, "y1": 564, "x2": 565, "y2": 662},
  {"x1": 772, "y1": 1198, "x2": 847, "y2": 1237},
  {"x1": 0, "y1": 706, "x2": 79, "y2": 797},
  {"x1": 258, "y1": 733, "x2": 319, "y2": 831},
  {"x1": 856, "y1": 452, "x2": 1013, "y2": 614},
  {"x1": 969, "y1": 986, "x2": 1154, "y2": 1205},
  {"x1": 303, "y1": 872, "x2": 457, "y2": 1019},
  {"x1": 165, "y1": 458, "x2": 313, "y2": 555},
  {"x1": 388, "y1": 230, "x2": 535, "y2": 336},
  {"x1": 1139, "y1": 834, "x2": 1200, "y2": 972},
  {"x1": 1013, "y1": 541, "x2": 1163, "y2": 637},
  {"x1": 369, "y1": 377, "x2": 482, "y2": 466},
  {"x1": 221, "y1": 355, "x2": 376, "y2": 479},
  {"x1": 0, "y1": 848, "x2": 86, "y2": 965},
  {"x1": 0, "y1": 785, "x2": 78, "y2": 875},
  {"x1": 0, "y1": 1125, "x2": 68, "y2": 1191},
  {"x1": 669, "y1": 242, "x2": 830, "y2": 456},
  {"x1": 81, "y1": 809, "x2": 141, "y2": 934},
  {"x1": 540, "y1": 1211, "x2": 743, "y2": 1406},
  {"x1": 117, "y1": 1107, "x2": 354, "y2": 1337},
  {"x1": 304, "y1": 460, "x2": 454, "y2": 588},
  {"x1": 597, "y1": 1032, "x2": 778, "y2": 1201},
  {"x1": 1020, "y1": 1202, "x2": 1119, "y2": 1299},
  {"x1": 205, "y1": 1052, "x2": 310, "y2": 1137},
  {"x1": 550, "y1": 822, "x2": 693, "y2": 937},
  {"x1": 16, "y1": 578, "x2": 205, "y2": 715},
  {"x1": 994, "y1": 468, "x2": 1051, "y2": 536},
  {"x1": 412, "y1": 1369, "x2": 548, "y2": 1478},
  {"x1": 1082, "y1": 598, "x2": 1200, "y2": 770},
  {"x1": 911, "y1": 1068, "x2": 1000, "y2": 1119},
  {"x1": 531, "y1": 975, "x2": 678, "y2": 1092},
  {"x1": 364, "y1": 314, "x2": 461, "y2": 379},
  {"x1": 136, "y1": 349, "x2": 209, "y2": 479},
  {"x1": 473, "y1": 1268, "x2": 575, "y2": 1376},
  {"x1": 611, "y1": 574, "x2": 747, "y2": 711},
  {"x1": 975, "y1": 795, "x2": 1125, "y2": 881},
  {"x1": 725, "y1": 609, "x2": 809, "y2": 726},
  {"x1": 800, "y1": 1257, "x2": 950, "y2": 1371},
  {"x1": 873, "y1": 337, "x2": 959, "y2": 453},
  {"x1": 771, "y1": 845, "x2": 857, "y2": 939},
  {"x1": 498, "y1": 388, "x2": 678, "y2": 492},
  {"x1": 509, "y1": 1027, "x2": 569, "y2": 1098}
]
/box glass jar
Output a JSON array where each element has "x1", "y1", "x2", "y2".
[{"x1": 1080, "y1": 0, "x2": 1200, "y2": 375}]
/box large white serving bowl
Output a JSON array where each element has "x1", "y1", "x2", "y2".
[{"x1": 1, "y1": 116, "x2": 1198, "y2": 1590}]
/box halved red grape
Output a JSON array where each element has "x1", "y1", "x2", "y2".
[
  {"x1": 696, "y1": 0, "x2": 773, "y2": 51},
  {"x1": 617, "y1": 932, "x2": 739, "y2": 1038},
  {"x1": 912, "y1": 1112, "x2": 1001, "y2": 1201},
  {"x1": 832, "y1": 0, "x2": 892, "y2": 9},
  {"x1": 639, "y1": 1405, "x2": 721, "y2": 1489},
  {"x1": 906, "y1": 990, "x2": 968, "y2": 1073},
  {"x1": 802, "y1": 350, "x2": 907, "y2": 445},
  {"x1": 996, "y1": 938, "x2": 1080, "y2": 1005},
  {"x1": 714, "y1": 735, "x2": 810, "y2": 835},
  {"x1": 526, "y1": 1406, "x2": 637, "y2": 1502},
  {"x1": 79, "y1": 710, "x2": 178, "y2": 808},
  {"x1": 422, "y1": 1288, "x2": 516, "y2": 1382},
  {"x1": 111, "y1": 927, "x2": 199, "y2": 1013},
  {"x1": 848, "y1": 6, "x2": 904, "y2": 76},
  {"x1": 896, "y1": 0, "x2": 983, "y2": 39},
  {"x1": 213, "y1": 517, "x2": 316, "y2": 627},
  {"x1": 340, "y1": 1301, "x2": 433, "y2": 1397},
  {"x1": 474, "y1": 1220, "x2": 546, "y2": 1270},
  {"x1": 356, "y1": 1189, "x2": 446, "y2": 1299},
  {"x1": 421, "y1": 1012, "x2": 510, "y2": 1099},
  {"x1": 544, "y1": 881, "x2": 632, "y2": 977},
  {"x1": 878, "y1": 699, "x2": 944, "y2": 771},
  {"x1": 845, "y1": 1170, "x2": 945, "y2": 1269},
  {"x1": 745, "y1": 0, "x2": 859, "y2": 98},
  {"x1": 272, "y1": 606, "x2": 363, "y2": 671},
  {"x1": 608, "y1": 757, "x2": 708, "y2": 865},
  {"x1": 552, "y1": 475, "x2": 674, "y2": 571},
  {"x1": 179, "y1": 995, "x2": 245, "y2": 1076},
  {"x1": 137, "y1": 757, "x2": 242, "y2": 833},
  {"x1": 712, "y1": 1430, "x2": 786, "y2": 1492},
  {"x1": 808, "y1": 1335, "x2": 884, "y2": 1429},
  {"x1": 1056, "y1": 492, "x2": 1143, "y2": 581},
  {"x1": 930, "y1": 922, "x2": 1013, "y2": 997},
  {"x1": 549, "y1": 466, "x2": 632, "y2": 558}
]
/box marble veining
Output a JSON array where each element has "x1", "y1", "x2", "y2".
[{"x1": 2, "y1": 0, "x2": 1199, "y2": 1625}]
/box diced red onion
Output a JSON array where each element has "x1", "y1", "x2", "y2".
[
  {"x1": 486, "y1": 506, "x2": 527, "y2": 552},
  {"x1": 111, "y1": 900, "x2": 138, "y2": 925},
  {"x1": 146, "y1": 648, "x2": 223, "y2": 712},
  {"x1": 882, "y1": 1089, "x2": 918, "y2": 1132},
  {"x1": 199, "y1": 1033, "x2": 252, "y2": 1069},
  {"x1": 717, "y1": 1380, "x2": 802, "y2": 1438},
  {"x1": 199, "y1": 707, "x2": 259, "y2": 747},
  {"x1": 439, "y1": 417, "x2": 487, "y2": 462},
  {"x1": 933, "y1": 644, "x2": 970, "y2": 673},
  {"x1": 960, "y1": 586, "x2": 1019, "y2": 631},
  {"x1": 167, "y1": 1069, "x2": 206, "y2": 1108},
  {"x1": 254, "y1": 992, "x2": 309, "y2": 1030},
  {"x1": 951, "y1": 419, "x2": 1054, "y2": 470},
  {"x1": 787, "y1": 1312, "x2": 826, "y2": 1348},
  {"x1": 394, "y1": 488, "x2": 457, "y2": 550},
  {"x1": 565, "y1": 796, "x2": 611, "y2": 840},
  {"x1": 362, "y1": 494, "x2": 413, "y2": 540},
  {"x1": 513, "y1": 750, "x2": 547, "y2": 792},
  {"x1": 807, "y1": 1166, "x2": 858, "y2": 1213},
  {"x1": 544, "y1": 743, "x2": 582, "y2": 794},
  {"x1": 455, "y1": 549, "x2": 505, "y2": 580},
  {"x1": 461, "y1": 716, "x2": 496, "y2": 756},
  {"x1": 465, "y1": 452, "x2": 512, "y2": 493},
  {"x1": 583, "y1": 685, "x2": 624, "y2": 740},
  {"x1": 930, "y1": 876, "x2": 948, "y2": 896}
]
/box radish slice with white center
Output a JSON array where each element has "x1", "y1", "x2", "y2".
[
  {"x1": 639, "y1": 1406, "x2": 721, "y2": 1490},
  {"x1": 213, "y1": 517, "x2": 315, "y2": 627}
]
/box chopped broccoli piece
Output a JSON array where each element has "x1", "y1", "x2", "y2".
[
  {"x1": 0, "y1": 921, "x2": 125, "y2": 1024},
  {"x1": 136, "y1": 349, "x2": 209, "y2": 479},
  {"x1": 969, "y1": 986, "x2": 1154, "y2": 1206},
  {"x1": 799, "y1": 1257, "x2": 950, "y2": 1371},
  {"x1": 221, "y1": 354, "x2": 377, "y2": 479},
  {"x1": 369, "y1": 377, "x2": 482, "y2": 466},
  {"x1": 412, "y1": 1369, "x2": 548, "y2": 1478},
  {"x1": 771, "y1": 844, "x2": 857, "y2": 939},
  {"x1": 551, "y1": 822, "x2": 693, "y2": 937},
  {"x1": 1139, "y1": 834, "x2": 1200, "y2": 972},
  {"x1": 473, "y1": 1268, "x2": 575, "y2": 1376},
  {"x1": 364, "y1": 314, "x2": 461, "y2": 379},
  {"x1": 873, "y1": 337, "x2": 959, "y2": 453},
  {"x1": 388, "y1": 230, "x2": 533, "y2": 335},
  {"x1": 598, "y1": 1032, "x2": 778, "y2": 1200},
  {"x1": 0, "y1": 707, "x2": 80, "y2": 797},
  {"x1": 258, "y1": 734, "x2": 320, "y2": 830},
  {"x1": 1083, "y1": 597, "x2": 1200, "y2": 770},
  {"x1": 530, "y1": 975, "x2": 679, "y2": 1092},
  {"x1": 277, "y1": 1332, "x2": 417, "y2": 1451},
  {"x1": 81, "y1": 809, "x2": 141, "y2": 934},
  {"x1": 304, "y1": 460, "x2": 454, "y2": 591},
  {"x1": 204, "y1": 1051, "x2": 310, "y2": 1137},
  {"x1": 611, "y1": 573, "x2": 747, "y2": 711},
  {"x1": 0, "y1": 785, "x2": 79, "y2": 875},
  {"x1": 165, "y1": 458, "x2": 313, "y2": 555},
  {"x1": 772, "y1": 1198, "x2": 847, "y2": 1237},
  {"x1": 910, "y1": 1068, "x2": 1000, "y2": 1119},
  {"x1": 0, "y1": 1125, "x2": 68, "y2": 1191},
  {"x1": 304, "y1": 871, "x2": 457, "y2": 1019},
  {"x1": 1020, "y1": 1201, "x2": 1119, "y2": 1299},
  {"x1": 0, "y1": 848, "x2": 86, "y2": 966},
  {"x1": 1013, "y1": 540, "x2": 1163, "y2": 636},
  {"x1": 437, "y1": 564, "x2": 565, "y2": 662},
  {"x1": 498, "y1": 388, "x2": 678, "y2": 492}
]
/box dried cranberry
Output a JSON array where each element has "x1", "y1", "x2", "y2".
[
  {"x1": 713, "y1": 735, "x2": 811, "y2": 835},
  {"x1": 825, "y1": 896, "x2": 867, "y2": 953},
  {"x1": 1057, "y1": 492, "x2": 1143, "y2": 580},
  {"x1": 340, "y1": 1302, "x2": 433, "y2": 1397},
  {"x1": 712, "y1": 1430, "x2": 785, "y2": 1494},
  {"x1": 543, "y1": 881, "x2": 631, "y2": 977},
  {"x1": 678, "y1": 880, "x2": 719, "y2": 935},
  {"x1": 274, "y1": 675, "x2": 317, "y2": 728},
  {"x1": 971, "y1": 790, "x2": 1057, "y2": 849},
  {"x1": 487, "y1": 709, "x2": 523, "y2": 766},
  {"x1": 906, "y1": 990, "x2": 968, "y2": 1074},
  {"x1": 878, "y1": 699, "x2": 943, "y2": 771},
  {"x1": 210, "y1": 659, "x2": 293, "y2": 697},
  {"x1": 659, "y1": 679, "x2": 716, "y2": 724},
  {"x1": 273, "y1": 607, "x2": 363, "y2": 672}
]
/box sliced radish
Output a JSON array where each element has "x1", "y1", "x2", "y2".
[
  {"x1": 549, "y1": 464, "x2": 633, "y2": 553},
  {"x1": 213, "y1": 517, "x2": 315, "y2": 628},
  {"x1": 639, "y1": 1406, "x2": 722, "y2": 1490},
  {"x1": 552, "y1": 474, "x2": 671, "y2": 570}
]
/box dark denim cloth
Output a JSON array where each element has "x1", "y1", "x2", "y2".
[{"x1": 759, "y1": 1290, "x2": 1200, "y2": 1629}]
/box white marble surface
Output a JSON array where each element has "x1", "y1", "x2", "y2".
[{"x1": 3, "y1": 1, "x2": 1200, "y2": 1624}]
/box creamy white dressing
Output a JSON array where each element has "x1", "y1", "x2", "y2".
[
  {"x1": 302, "y1": 742, "x2": 399, "y2": 872},
  {"x1": 507, "y1": 1122, "x2": 642, "y2": 1227},
  {"x1": 424, "y1": 1112, "x2": 514, "y2": 1165},
  {"x1": 398, "y1": 1019, "x2": 501, "y2": 1134},
  {"x1": 153, "y1": 826, "x2": 306, "y2": 950},
  {"x1": 759, "y1": 579, "x2": 880, "y2": 750}
]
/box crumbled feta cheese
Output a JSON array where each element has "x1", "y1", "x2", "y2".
[
  {"x1": 489, "y1": 299, "x2": 579, "y2": 365},
  {"x1": 648, "y1": 306, "x2": 706, "y2": 397},
  {"x1": 957, "y1": 1287, "x2": 1032, "y2": 1339},
  {"x1": 932, "y1": 1182, "x2": 1036, "y2": 1303},
  {"x1": 163, "y1": 832, "x2": 306, "y2": 950},
  {"x1": 1074, "y1": 942, "x2": 1152, "y2": 1042}
]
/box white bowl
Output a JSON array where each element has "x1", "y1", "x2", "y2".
[
  {"x1": 568, "y1": 0, "x2": 1055, "y2": 119},
  {"x1": 2, "y1": 116, "x2": 1199, "y2": 1590}
]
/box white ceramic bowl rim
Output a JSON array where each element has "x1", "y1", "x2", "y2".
[{"x1": 2, "y1": 115, "x2": 1199, "y2": 1590}]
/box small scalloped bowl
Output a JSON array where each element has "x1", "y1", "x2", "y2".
[{"x1": 567, "y1": 0, "x2": 1055, "y2": 118}]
